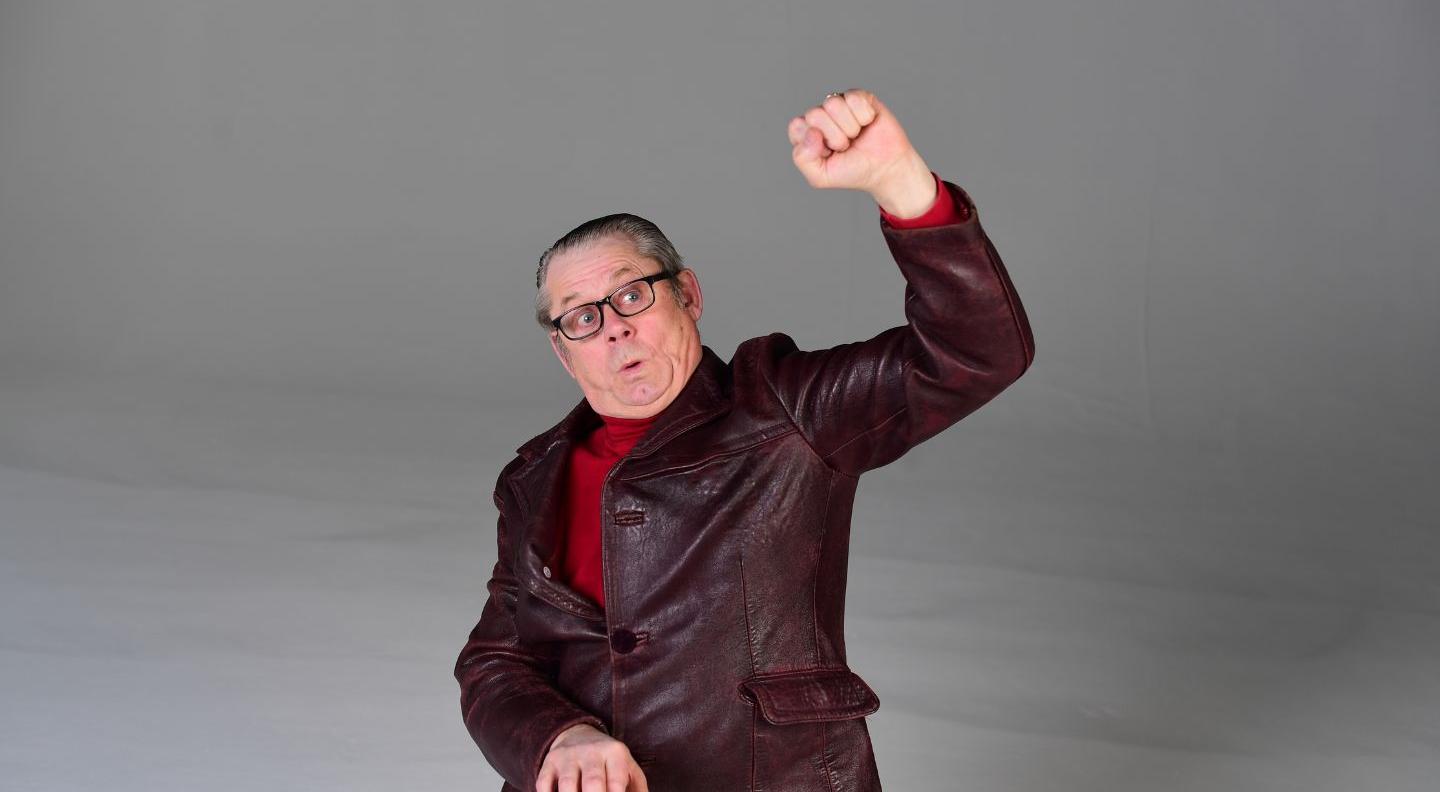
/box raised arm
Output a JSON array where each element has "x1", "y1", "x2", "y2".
[{"x1": 757, "y1": 89, "x2": 1035, "y2": 476}]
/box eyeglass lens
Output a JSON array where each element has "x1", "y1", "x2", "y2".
[{"x1": 558, "y1": 280, "x2": 655, "y2": 339}]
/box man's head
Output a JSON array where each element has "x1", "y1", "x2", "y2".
[{"x1": 535, "y1": 214, "x2": 703, "y2": 419}]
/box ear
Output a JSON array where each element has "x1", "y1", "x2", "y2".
[
  {"x1": 549, "y1": 331, "x2": 577, "y2": 379},
  {"x1": 675, "y1": 269, "x2": 703, "y2": 324}
]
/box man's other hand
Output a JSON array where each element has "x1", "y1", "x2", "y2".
[
  {"x1": 786, "y1": 88, "x2": 938, "y2": 219},
  {"x1": 536, "y1": 723, "x2": 650, "y2": 792}
]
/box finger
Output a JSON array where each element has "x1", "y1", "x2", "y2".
[
  {"x1": 866, "y1": 90, "x2": 894, "y2": 126},
  {"x1": 843, "y1": 89, "x2": 878, "y2": 126},
  {"x1": 604, "y1": 758, "x2": 629, "y2": 792},
  {"x1": 629, "y1": 762, "x2": 651, "y2": 792},
  {"x1": 792, "y1": 125, "x2": 829, "y2": 167},
  {"x1": 804, "y1": 125, "x2": 831, "y2": 159},
  {"x1": 557, "y1": 765, "x2": 580, "y2": 792},
  {"x1": 821, "y1": 93, "x2": 862, "y2": 138},
  {"x1": 786, "y1": 116, "x2": 808, "y2": 147},
  {"x1": 803, "y1": 106, "x2": 850, "y2": 152},
  {"x1": 581, "y1": 763, "x2": 605, "y2": 792},
  {"x1": 536, "y1": 766, "x2": 554, "y2": 792}
]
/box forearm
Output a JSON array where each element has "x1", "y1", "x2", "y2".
[
  {"x1": 758, "y1": 177, "x2": 1035, "y2": 475},
  {"x1": 458, "y1": 656, "x2": 604, "y2": 790},
  {"x1": 455, "y1": 500, "x2": 608, "y2": 791},
  {"x1": 457, "y1": 609, "x2": 607, "y2": 790},
  {"x1": 880, "y1": 177, "x2": 1035, "y2": 409}
]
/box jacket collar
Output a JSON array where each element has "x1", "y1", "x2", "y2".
[
  {"x1": 504, "y1": 345, "x2": 731, "y2": 595},
  {"x1": 512, "y1": 344, "x2": 731, "y2": 466}
]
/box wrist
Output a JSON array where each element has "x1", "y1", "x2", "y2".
[
  {"x1": 549, "y1": 721, "x2": 599, "y2": 750},
  {"x1": 871, "y1": 155, "x2": 937, "y2": 219}
]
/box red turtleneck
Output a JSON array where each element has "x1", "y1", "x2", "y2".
[
  {"x1": 553, "y1": 412, "x2": 657, "y2": 609},
  {"x1": 551, "y1": 173, "x2": 964, "y2": 610}
]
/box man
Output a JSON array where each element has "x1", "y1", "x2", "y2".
[{"x1": 455, "y1": 88, "x2": 1035, "y2": 792}]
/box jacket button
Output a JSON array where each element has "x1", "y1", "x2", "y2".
[
  {"x1": 610, "y1": 628, "x2": 638, "y2": 654},
  {"x1": 542, "y1": 565, "x2": 552, "y2": 579}
]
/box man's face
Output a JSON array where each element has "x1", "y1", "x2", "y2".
[{"x1": 545, "y1": 236, "x2": 704, "y2": 419}]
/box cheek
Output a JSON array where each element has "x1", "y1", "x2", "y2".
[
  {"x1": 647, "y1": 312, "x2": 689, "y2": 348},
  {"x1": 580, "y1": 355, "x2": 612, "y2": 383}
]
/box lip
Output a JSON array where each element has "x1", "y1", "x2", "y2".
[{"x1": 618, "y1": 359, "x2": 645, "y2": 374}]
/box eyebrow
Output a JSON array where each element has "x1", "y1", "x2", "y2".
[{"x1": 557, "y1": 266, "x2": 641, "y2": 312}]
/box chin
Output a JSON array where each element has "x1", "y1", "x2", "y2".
[{"x1": 622, "y1": 381, "x2": 667, "y2": 406}]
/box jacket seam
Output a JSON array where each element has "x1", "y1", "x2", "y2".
[
  {"x1": 820, "y1": 351, "x2": 924, "y2": 472},
  {"x1": 819, "y1": 721, "x2": 840, "y2": 792},
  {"x1": 983, "y1": 232, "x2": 1035, "y2": 375},
  {"x1": 740, "y1": 554, "x2": 758, "y2": 792},
  {"x1": 739, "y1": 555, "x2": 757, "y2": 677},
  {"x1": 821, "y1": 404, "x2": 907, "y2": 471},
  {"x1": 749, "y1": 704, "x2": 757, "y2": 792},
  {"x1": 810, "y1": 471, "x2": 837, "y2": 669},
  {"x1": 616, "y1": 424, "x2": 795, "y2": 480},
  {"x1": 755, "y1": 343, "x2": 859, "y2": 481}
]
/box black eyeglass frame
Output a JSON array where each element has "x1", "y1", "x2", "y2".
[{"x1": 549, "y1": 271, "x2": 678, "y2": 341}]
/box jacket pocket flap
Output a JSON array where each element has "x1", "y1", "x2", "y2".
[{"x1": 737, "y1": 666, "x2": 880, "y2": 724}]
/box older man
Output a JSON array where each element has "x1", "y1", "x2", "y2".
[{"x1": 455, "y1": 89, "x2": 1035, "y2": 792}]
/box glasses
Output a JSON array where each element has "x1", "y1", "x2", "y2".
[{"x1": 549, "y1": 272, "x2": 677, "y2": 341}]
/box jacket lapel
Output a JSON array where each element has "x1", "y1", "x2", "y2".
[
  {"x1": 509, "y1": 398, "x2": 597, "y2": 566},
  {"x1": 504, "y1": 345, "x2": 732, "y2": 602}
]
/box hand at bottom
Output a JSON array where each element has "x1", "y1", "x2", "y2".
[{"x1": 536, "y1": 723, "x2": 650, "y2": 792}]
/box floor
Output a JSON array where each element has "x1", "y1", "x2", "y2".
[{"x1": 3, "y1": 371, "x2": 1437, "y2": 791}]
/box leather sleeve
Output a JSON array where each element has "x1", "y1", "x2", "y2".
[
  {"x1": 454, "y1": 469, "x2": 608, "y2": 791},
  {"x1": 754, "y1": 178, "x2": 1035, "y2": 476}
]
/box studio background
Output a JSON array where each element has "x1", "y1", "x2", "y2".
[{"x1": 1, "y1": 1, "x2": 1436, "y2": 790}]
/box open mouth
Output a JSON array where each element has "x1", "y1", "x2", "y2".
[{"x1": 621, "y1": 360, "x2": 643, "y2": 372}]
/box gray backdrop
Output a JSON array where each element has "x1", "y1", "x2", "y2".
[{"x1": 2, "y1": 1, "x2": 1437, "y2": 790}]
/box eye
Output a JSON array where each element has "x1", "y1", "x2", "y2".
[
  {"x1": 563, "y1": 307, "x2": 599, "y2": 332},
  {"x1": 619, "y1": 287, "x2": 643, "y2": 304}
]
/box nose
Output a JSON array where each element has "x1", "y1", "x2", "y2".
[{"x1": 604, "y1": 307, "x2": 636, "y2": 341}]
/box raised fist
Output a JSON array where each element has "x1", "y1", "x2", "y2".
[{"x1": 786, "y1": 88, "x2": 931, "y2": 206}]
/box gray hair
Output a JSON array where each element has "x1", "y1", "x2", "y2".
[{"x1": 534, "y1": 213, "x2": 687, "y2": 331}]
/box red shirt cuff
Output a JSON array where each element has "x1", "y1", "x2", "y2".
[{"x1": 877, "y1": 171, "x2": 966, "y2": 228}]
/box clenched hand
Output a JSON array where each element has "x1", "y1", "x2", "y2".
[
  {"x1": 786, "y1": 88, "x2": 938, "y2": 219},
  {"x1": 536, "y1": 723, "x2": 649, "y2": 792}
]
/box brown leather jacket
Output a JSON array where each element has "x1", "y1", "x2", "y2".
[{"x1": 455, "y1": 179, "x2": 1035, "y2": 791}]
